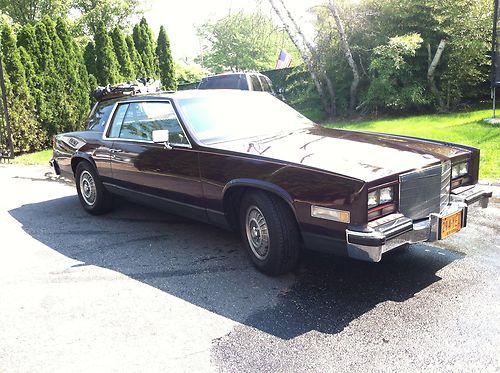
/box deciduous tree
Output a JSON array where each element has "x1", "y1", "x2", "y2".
[
  {"x1": 268, "y1": 0, "x2": 336, "y2": 118},
  {"x1": 72, "y1": 0, "x2": 143, "y2": 36},
  {"x1": 196, "y1": 11, "x2": 301, "y2": 73},
  {"x1": 0, "y1": 0, "x2": 70, "y2": 24}
]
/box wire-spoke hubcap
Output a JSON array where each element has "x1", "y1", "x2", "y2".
[
  {"x1": 245, "y1": 205, "x2": 270, "y2": 260},
  {"x1": 80, "y1": 170, "x2": 96, "y2": 206}
]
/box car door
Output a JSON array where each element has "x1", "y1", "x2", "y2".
[{"x1": 104, "y1": 99, "x2": 205, "y2": 221}]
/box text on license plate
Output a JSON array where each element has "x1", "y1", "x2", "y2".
[{"x1": 440, "y1": 210, "x2": 462, "y2": 239}]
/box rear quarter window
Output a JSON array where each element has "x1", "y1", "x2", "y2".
[
  {"x1": 250, "y1": 75, "x2": 263, "y2": 91},
  {"x1": 259, "y1": 76, "x2": 273, "y2": 93},
  {"x1": 86, "y1": 103, "x2": 114, "y2": 132}
]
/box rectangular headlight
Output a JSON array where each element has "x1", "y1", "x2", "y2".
[
  {"x1": 367, "y1": 185, "x2": 396, "y2": 221},
  {"x1": 311, "y1": 206, "x2": 350, "y2": 223},
  {"x1": 368, "y1": 191, "x2": 379, "y2": 209},
  {"x1": 368, "y1": 187, "x2": 394, "y2": 209},
  {"x1": 379, "y1": 187, "x2": 393, "y2": 204},
  {"x1": 452, "y1": 161, "x2": 468, "y2": 179}
]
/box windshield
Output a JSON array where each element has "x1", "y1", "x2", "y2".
[{"x1": 177, "y1": 92, "x2": 314, "y2": 144}]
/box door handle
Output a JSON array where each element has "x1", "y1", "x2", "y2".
[{"x1": 110, "y1": 149, "x2": 123, "y2": 153}]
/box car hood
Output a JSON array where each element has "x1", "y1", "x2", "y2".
[{"x1": 206, "y1": 126, "x2": 470, "y2": 182}]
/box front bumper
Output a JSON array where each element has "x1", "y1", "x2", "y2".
[{"x1": 346, "y1": 186, "x2": 492, "y2": 262}]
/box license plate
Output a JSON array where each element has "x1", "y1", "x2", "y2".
[{"x1": 440, "y1": 210, "x2": 462, "y2": 239}]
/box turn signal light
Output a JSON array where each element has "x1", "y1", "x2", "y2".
[{"x1": 311, "y1": 206, "x2": 351, "y2": 223}]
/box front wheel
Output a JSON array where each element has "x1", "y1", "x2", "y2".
[
  {"x1": 75, "y1": 161, "x2": 113, "y2": 215},
  {"x1": 240, "y1": 191, "x2": 300, "y2": 275}
]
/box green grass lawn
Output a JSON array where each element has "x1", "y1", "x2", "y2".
[
  {"x1": 12, "y1": 149, "x2": 52, "y2": 165},
  {"x1": 326, "y1": 109, "x2": 500, "y2": 180}
]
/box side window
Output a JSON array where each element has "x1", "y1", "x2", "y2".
[
  {"x1": 108, "y1": 104, "x2": 129, "y2": 138},
  {"x1": 108, "y1": 101, "x2": 189, "y2": 145},
  {"x1": 259, "y1": 76, "x2": 272, "y2": 93},
  {"x1": 87, "y1": 103, "x2": 113, "y2": 132},
  {"x1": 250, "y1": 75, "x2": 263, "y2": 91}
]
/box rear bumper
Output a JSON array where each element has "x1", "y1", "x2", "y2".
[
  {"x1": 346, "y1": 186, "x2": 492, "y2": 262},
  {"x1": 49, "y1": 159, "x2": 61, "y2": 175}
]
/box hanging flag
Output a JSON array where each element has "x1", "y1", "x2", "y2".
[{"x1": 275, "y1": 49, "x2": 292, "y2": 69}]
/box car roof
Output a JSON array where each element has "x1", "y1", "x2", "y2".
[{"x1": 202, "y1": 72, "x2": 267, "y2": 79}]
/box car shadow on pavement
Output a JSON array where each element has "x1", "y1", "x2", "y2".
[{"x1": 9, "y1": 195, "x2": 464, "y2": 340}]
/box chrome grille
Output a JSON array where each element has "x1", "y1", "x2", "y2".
[
  {"x1": 440, "y1": 161, "x2": 451, "y2": 212},
  {"x1": 399, "y1": 163, "x2": 450, "y2": 220}
]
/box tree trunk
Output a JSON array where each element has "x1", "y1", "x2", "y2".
[
  {"x1": 328, "y1": 1, "x2": 359, "y2": 115},
  {"x1": 324, "y1": 74, "x2": 337, "y2": 118},
  {"x1": 427, "y1": 39, "x2": 446, "y2": 112},
  {"x1": 268, "y1": 0, "x2": 336, "y2": 118}
]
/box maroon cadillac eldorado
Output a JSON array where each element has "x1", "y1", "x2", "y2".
[{"x1": 51, "y1": 90, "x2": 492, "y2": 275}]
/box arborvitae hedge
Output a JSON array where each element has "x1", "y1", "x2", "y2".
[
  {"x1": 1, "y1": 17, "x2": 177, "y2": 153},
  {"x1": 126, "y1": 34, "x2": 145, "y2": 78},
  {"x1": 111, "y1": 27, "x2": 135, "y2": 81},
  {"x1": 56, "y1": 17, "x2": 90, "y2": 131},
  {"x1": 94, "y1": 22, "x2": 120, "y2": 85},
  {"x1": 156, "y1": 26, "x2": 176, "y2": 90},
  {"x1": 0, "y1": 23, "x2": 44, "y2": 152},
  {"x1": 133, "y1": 17, "x2": 158, "y2": 78},
  {"x1": 84, "y1": 41, "x2": 97, "y2": 77}
]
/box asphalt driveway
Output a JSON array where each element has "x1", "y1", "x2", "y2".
[{"x1": 0, "y1": 165, "x2": 499, "y2": 372}]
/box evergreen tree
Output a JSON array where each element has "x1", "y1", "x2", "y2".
[
  {"x1": 42, "y1": 16, "x2": 76, "y2": 133},
  {"x1": 83, "y1": 41, "x2": 97, "y2": 77},
  {"x1": 56, "y1": 17, "x2": 90, "y2": 129},
  {"x1": 111, "y1": 27, "x2": 134, "y2": 80},
  {"x1": 33, "y1": 20, "x2": 60, "y2": 137},
  {"x1": 18, "y1": 45, "x2": 47, "y2": 133},
  {"x1": 156, "y1": 26, "x2": 176, "y2": 90},
  {"x1": 87, "y1": 73, "x2": 98, "y2": 103},
  {"x1": 33, "y1": 21, "x2": 54, "y2": 72},
  {"x1": 0, "y1": 23, "x2": 44, "y2": 152},
  {"x1": 16, "y1": 23, "x2": 47, "y2": 127},
  {"x1": 94, "y1": 22, "x2": 120, "y2": 85},
  {"x1": 17, "y1": 24, "x2": 40, "y2": 69},
  {"x1": 73, "y1": 40, "x2": 92, "y2": 114},
  {"x1": 126, "y1": 34, "x2": 144, "y2": 78},
  {"x1": 133, "y1": 17, "x2": 158, "y2": 78}
]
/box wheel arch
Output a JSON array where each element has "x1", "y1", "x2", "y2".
[
  {"x1": 71, "y1": 152, "x2": 98, "y2": 176},
  {"x1": 222, "y1": 179, "x2": 299, "y2": 231}
]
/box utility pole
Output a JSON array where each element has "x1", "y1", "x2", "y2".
[{"x1": 491, "y1": 0, "x2": 499, "y2": 118}]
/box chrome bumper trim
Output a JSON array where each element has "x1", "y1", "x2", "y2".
[
  {"x1": 346, "y1": 185, "x2": 492, "y2": 262},
  {"x1": 451, "y1": 187, "x2": 492, "y2": 208}
]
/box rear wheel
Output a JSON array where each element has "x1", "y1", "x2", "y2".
[
  {"x1": 75, "y1": 161, "x2": 113, "y2": 215},
  {"x1": 240, "y1": 191, "x2": 300, "y2": 275}
]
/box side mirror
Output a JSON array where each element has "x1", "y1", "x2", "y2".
[{"x1": 152, "y1": 130, "x2": 172, "y2": 149}]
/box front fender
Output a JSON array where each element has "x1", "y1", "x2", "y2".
[{"x1": 223, "y1": 178, "x2": 295, "y2": 210}]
